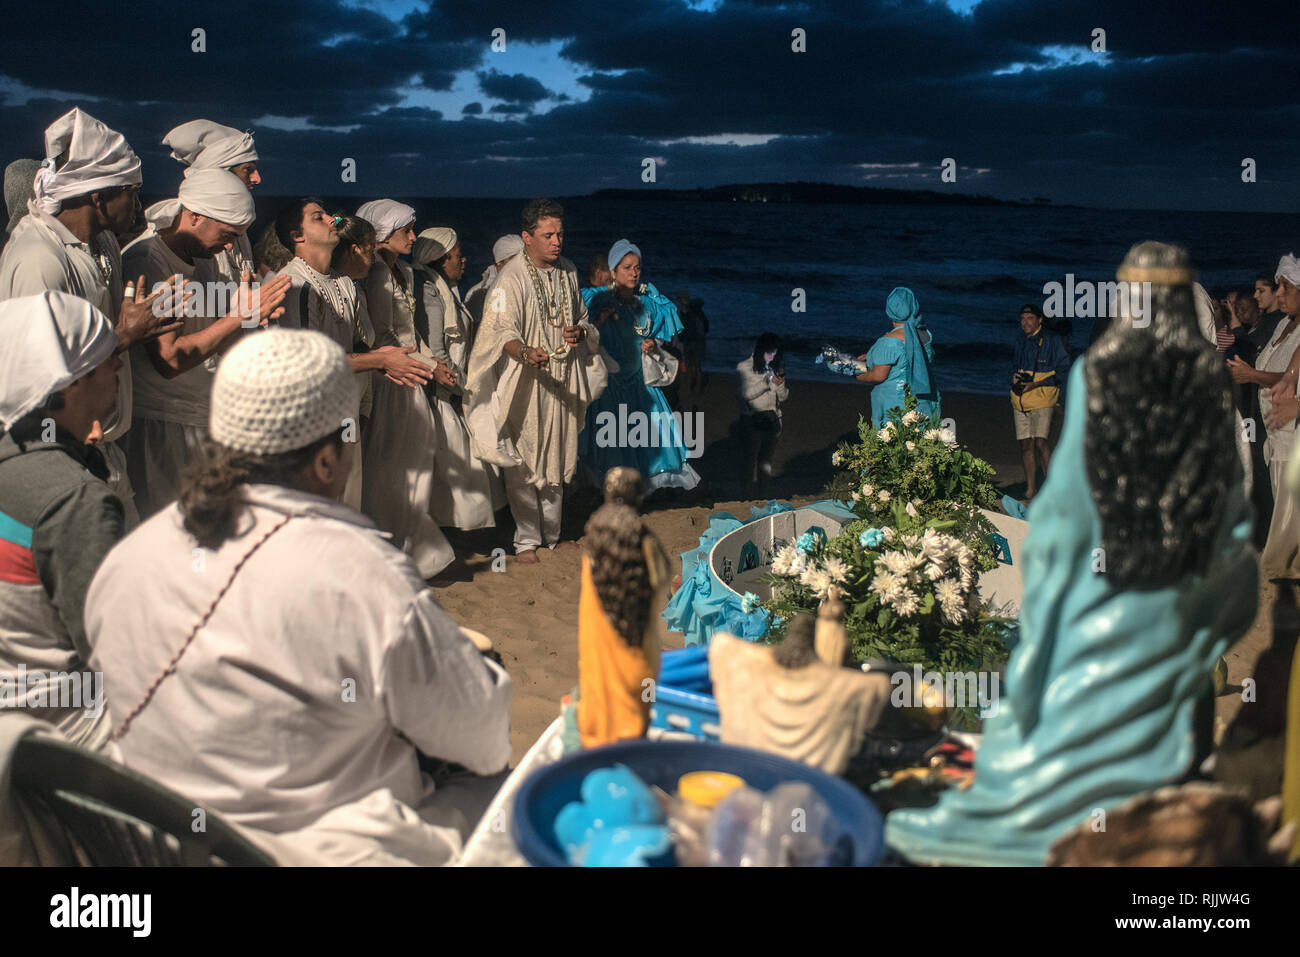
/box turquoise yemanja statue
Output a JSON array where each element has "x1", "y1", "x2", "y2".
[{"x1": 886, "y1": 241, "x2": 1259, "y2": 865}]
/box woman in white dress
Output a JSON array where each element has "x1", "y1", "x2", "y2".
[
  {"x1": 412, "y1": 227, "x2": 504, "y2": 529},
  {"x1": 355, "y1": 199, "x2": 456, "y2": 578}
]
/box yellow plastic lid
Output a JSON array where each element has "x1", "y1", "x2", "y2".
[{"x1": 678, "y1": 771, "x2": 747, "y2": 808}]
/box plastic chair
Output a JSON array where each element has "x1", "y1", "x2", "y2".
[{"x1": 10, "y1": 735, "x2": 274, "y2": 866}]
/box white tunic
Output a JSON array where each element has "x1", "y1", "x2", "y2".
[
  {"x1": 0, "y1": 202, "x2": 137, "y2": 525},
  {"x1": 278, "y1": 257, "x2": 375, "y2": 510},
  {"x1": 361, "y1": 259, "x2": 454, "y2": 577},
  {"x1": 1257, "y1": 316, "x2": 1300, "y2": 465},
  {"x1": 415, "y1": 264, "x2": 503, "y2": 530},
  {"x1": 85, "y1": 483, "x2": 512, "y2": 853},
  {"x1": 464, "y1": 253, "x2": 607, "y2": 488}
]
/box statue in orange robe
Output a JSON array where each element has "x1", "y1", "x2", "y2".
[{"x1": 577, "y1": 468, "x2": 668, "y2": 749}]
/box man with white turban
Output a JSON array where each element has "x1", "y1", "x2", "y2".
[
  {"x1": 161, "y1": 119, "x2": 261, "y2": 285},
  {"x1": 86, "y1": 329, "x2": 511, "y2": 865},
  {"x1": 464, "y1": 233, "x2": 524, "y2": 327},
  {"x1": 120, "y1": 169, "x2": 291, "y2": 517},
  {"x1": 0, "y1": 292, "x2": 126, "y2": 749},
  {"x1": 0, "y1": 108, "x2": 179, "y2": 527},
  {"x1": 464, "y1": 199, "x2": 607, "y2": 562}
]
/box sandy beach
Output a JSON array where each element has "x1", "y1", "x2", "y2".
[{"x1": 432, "y1": 372, "x2": 1276, "y2": 761}]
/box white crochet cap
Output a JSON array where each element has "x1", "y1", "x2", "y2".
[{"x1": 210, "y1": 329, "x2": 358, "y2": 455}]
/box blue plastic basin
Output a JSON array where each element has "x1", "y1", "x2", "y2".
[{"x1": 512, "y1": 738, "x2": 885, "y2": 866}]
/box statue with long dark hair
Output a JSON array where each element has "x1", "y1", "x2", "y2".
[{"x1": 885, "y1": 242, "x2": 1259, "y2": 866}]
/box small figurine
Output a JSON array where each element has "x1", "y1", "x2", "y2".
[
  {"x1": 577, "y1": 468, "x2": 671, "y2": 749},
  {"x1": 709, "y1": 608, "x2": 889, "y2": 775},
  {"x1": 814, "y1": 589, "x2": 850, "y2": 667},
  {"x1": 886, "y1": 242, "x2": 1259, "y2": 865}
]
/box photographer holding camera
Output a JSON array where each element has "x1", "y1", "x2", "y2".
[{"x1": 1011, "y1": 303, "x2": 1071, "y2": 501}]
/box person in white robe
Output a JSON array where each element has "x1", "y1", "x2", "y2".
[
  {"x1": 0, "y1": 108, "x2": 178, "y2": 528},
  {"x1": 413, "y1": 227, "x2": 504, "y2": 529},
  {"x1": 85, "y1": 329, "x2": 512, "y2": 866},
  {"x1": 464, "y1": 199, "x2": 608, "y2": 562},
  {"x1": 276, "y1": 200, "x2": 438, "y2": 510},
  {"x1": 161, "y1": 120, "x2": 261, "y2": 284},
  {"x1": 1256, "y1": 255, "x2": 1300, "y2": 579},
  {"x1": 464, "y1": 233, "x2": 524, "y2": 327},
  {"x1": 356, "y1": 199, "x2": 457, "y2": 578},
  {"x1": 119, "y1": 169, "x2": 290, "y2": 518}
]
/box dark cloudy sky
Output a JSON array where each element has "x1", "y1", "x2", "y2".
[{"x1": 1, "y1": 0, "x2": 1295, "y2": 211}]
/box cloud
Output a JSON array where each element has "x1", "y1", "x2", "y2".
[
  {"x1": 0, "y1": 0, "x2": 1292, "y2": 209},
  {"x1": 477, "y1": 69, "x2": 552, "y2": 105}
]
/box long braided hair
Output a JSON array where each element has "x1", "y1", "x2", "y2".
[
  {"x1": 585, "y1": 468, "x2": 656, "y2": 647},
  {"x1": 1084, "y1": 242, "x2": 1236, "y2": 589}
]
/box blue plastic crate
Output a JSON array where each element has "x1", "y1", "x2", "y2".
[{"x1": 651, "y1": 647, "x2": 720, "y2": 740}]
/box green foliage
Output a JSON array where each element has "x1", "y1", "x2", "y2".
[
  {"x1": 761, "y1": 390, "x2": 1013, "y2": 726},
  {"x1": 825, "y1": 388, "x2": 999, "y2": 521}
]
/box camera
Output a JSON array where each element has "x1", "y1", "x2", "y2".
[{"x1": 1012, "y1": 372, "x2": 1033, "y2": 395}]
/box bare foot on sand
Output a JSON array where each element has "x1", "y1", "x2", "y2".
[
  {"x1": 516, "y1": 549, "x2": 540, "y2": 564},
  {"x1": 555, "y1": 540, "x2": 580, "y2": 551}
]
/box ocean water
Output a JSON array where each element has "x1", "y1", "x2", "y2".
[{"x1": 263, "y1": 196, "x2": 1296, "y2": 395}]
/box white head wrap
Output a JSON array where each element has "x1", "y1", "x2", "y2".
[
  {"x1": 1275, "y1": 253, "x2": 1300, "y2": 289},
  {"x1": 0, "y1": 291, "x2": 117, "y2": 430},
  {"x1": 493, "y1": 234, "x2": 524, "y2": 264},
  {"x1": 413, "y1": 227, "x2": 457, "y2": 266},
  {"x1": 163, "y1": 119, "x2": 258, "y2": 173},
  {"x1": 144, "y1": 168, "x2": 256, "y2": 231},
  {"x1": 355, "y1": 200, "x2": 415, "y2": 243},
  {"x1": 210, "y1": 329, "x2": 359, "y2": 456},
  {"x1": 31, "y1": 108, "x2": 141, "y2": 216}
]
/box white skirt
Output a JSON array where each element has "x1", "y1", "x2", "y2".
[
  {"x1": 428, "y1": 390, "x2": 504, "y2": 530},
  {"x1": 1262, "y1": 454, "x2": 1300, "y2": 580},
  {"x1": 362, "y1": 378, "x2": 455, "y2": 578},
  {"x1": 120, "y1": 419, "x2": 206, "y2": 521}
]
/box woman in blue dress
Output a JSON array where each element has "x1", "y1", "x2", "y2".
[
  {"x1": 579, "y1": 239, "x2": 700, "y2": 491},
  {"x1": 824, "y1": 286, "x2": 940, "y2": 427}
]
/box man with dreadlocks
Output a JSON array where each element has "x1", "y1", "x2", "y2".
[
  {"x1": 576, "y1": 467, "x2": 670, "y2": 749},
  {"x1": 886, "y1": 241, "x2": 1259, "y2": 866}
]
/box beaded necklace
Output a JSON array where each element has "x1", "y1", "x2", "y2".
[
  {"x1": 294, "y1": 257, "x2": 354, "y2": 327},
  {"x1": 524, "y1": 254, "x2": 570, "y2": 327}
]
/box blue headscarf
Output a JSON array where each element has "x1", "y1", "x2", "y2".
[
  {"x1": 608, "y1": 239, "x2": 641, "y2": 272},
  {"x1": 885, "y1": 286, "x2": 933, "y2": 399}
]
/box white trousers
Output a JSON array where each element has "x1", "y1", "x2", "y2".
[{"x1": 505, "y1": 468, "x2": 562, "y2": 552}]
